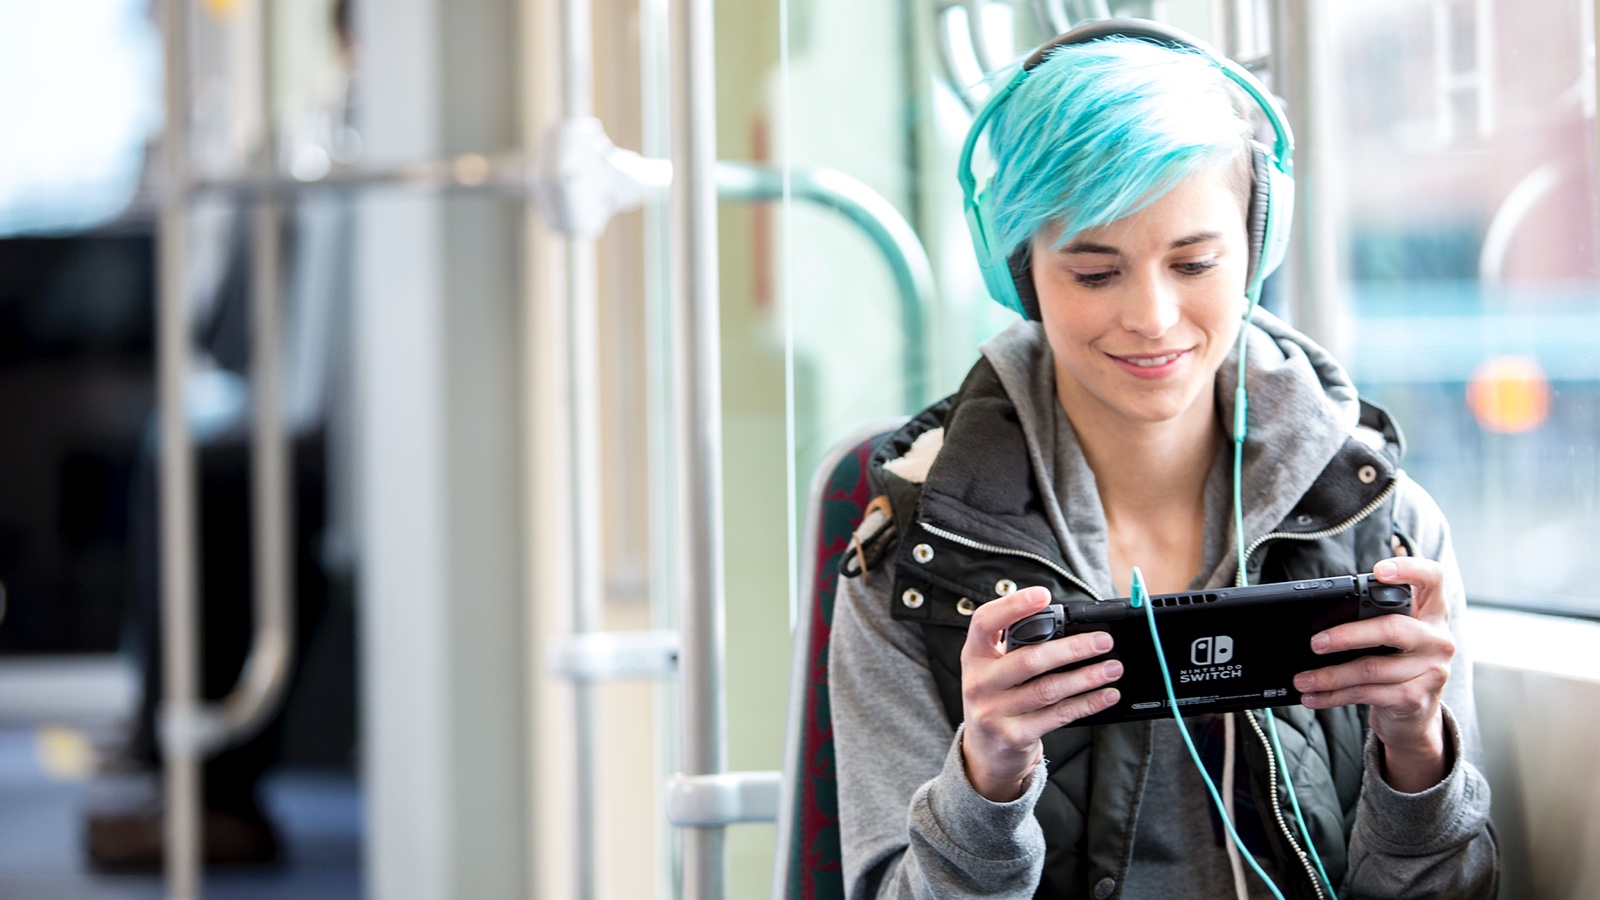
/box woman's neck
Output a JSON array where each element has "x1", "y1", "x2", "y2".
[
  {"x1": 1059, "y1": 384, "x2": 1223, "y2": 595},
  {"x1": 1064, "y1": 393, "x2": 1222, "y2": 517}
]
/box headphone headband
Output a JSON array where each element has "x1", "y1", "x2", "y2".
[{"x1": 1021, "y1": 18, "x2": 1190, "y2": 68}]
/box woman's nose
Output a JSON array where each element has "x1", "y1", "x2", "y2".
[{"x1": 1119, "y1": 272, "x2": 1181, "y2": 338}]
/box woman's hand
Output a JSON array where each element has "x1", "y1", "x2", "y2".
[
  {"x1": 959, "y1": 586, "x2": 1122, "y2": 802},
  {"x1": 1293, "y1": 557, "x2": 1455, "y2": 792}
]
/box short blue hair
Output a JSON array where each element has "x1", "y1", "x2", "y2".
[{"x1": 985, "y1": 37, "x2": 1253, "y2": 260}]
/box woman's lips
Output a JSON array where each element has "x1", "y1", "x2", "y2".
[{"x1": 1108, "y1": 349, "x2": 1189, "y2": 379}]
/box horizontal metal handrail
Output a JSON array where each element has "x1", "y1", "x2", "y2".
[
  {"x1": 196, "y1": 153, "x2": 937, "y2": 413},
  {"x1": 667, "y1": 771, "x2": 782, "y2": 827},
  {"x1": 187, "y1": 152, "x2": 530, "y2": 196}
]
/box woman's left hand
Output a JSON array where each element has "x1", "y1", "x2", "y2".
[{"x1": 1293, "y1": 556, "x2": 1454, "y2": 792}]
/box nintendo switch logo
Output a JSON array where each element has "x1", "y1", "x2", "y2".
[{"x1": 1190, "y1": 635, "x2": 1235, "y2": 666}]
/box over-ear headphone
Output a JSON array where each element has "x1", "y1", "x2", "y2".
[{"x1": 957, "y1": 18, "x2": 1296, "y2": 319}]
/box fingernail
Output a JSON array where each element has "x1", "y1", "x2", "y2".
[
  {"x1": 1375, "y1": 560, "x2": 1397, "y2": 579},
  {"x1": 1294, "y1": 673, "x2": 1314, "y2": 691},
  {"x1": 1301, "y1": 693, "x2": 1319, "y2": 707},
  {"x1": 1311, "y1": 633, "x2": 1330, "y2": 652},
  {"x1": 1102, "y1": 688, "x2": 1121, "y2": 707},
  {"x1": 1091, "y1": 632, "x2": 1112, "y2": 652},
  {"x1": 1103, "y1": 660, "x2": 1123, "y2": 679}
]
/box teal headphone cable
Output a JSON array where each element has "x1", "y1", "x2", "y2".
[
  {"x1": 1232, "y1": 323, "x2": 1251, "y2": 589},
  {"x1": 1133, "y1": 566, "x2": 1287, "y2": 900},
  {"x1": 1232, "y1": 298, "x2": 1336, "y2": 897}
]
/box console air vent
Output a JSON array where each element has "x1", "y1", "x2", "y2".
[{"x1": 1150, "y1": 591, "x2": 1221, "y2": 608}]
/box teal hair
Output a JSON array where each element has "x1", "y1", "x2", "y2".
[{"x1": 985, "y1": 38, "x2": 1253, "y2": 260}]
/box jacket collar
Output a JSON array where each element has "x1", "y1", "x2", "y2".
[{"x1": 873, "y1": 314, "x2": 1404, "y2": 596}]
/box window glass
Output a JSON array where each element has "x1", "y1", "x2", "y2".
[
  {"x1": 0, "y1": 0, "x2": 161, "y2": 236},
  {"x1": 1329, "y1": 0, "x2": 1599, "y2": 613}
]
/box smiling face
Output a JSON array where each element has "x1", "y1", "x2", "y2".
[{"x1": 1031, "y1": 165, "x2": 1250, "y2": 435}]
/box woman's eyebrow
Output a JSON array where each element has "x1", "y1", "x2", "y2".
[
  {"x1": 1060, "y1": 240, "x2": 1119, "y2": 255},
  {"x1": 1059, "y1": 231, "x2": 1223, "y2": 255},
  {"x1": 1171, "y1": 230, "x2": 1222, "y2": 248}
]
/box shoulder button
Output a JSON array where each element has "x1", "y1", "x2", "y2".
[{"x1": 1092, "y1": 876, "x2": 1116, "y2": 899}]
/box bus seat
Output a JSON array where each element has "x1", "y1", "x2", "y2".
[{"x1": 774, "y1": 425, "x2": 894, "y2": 900}]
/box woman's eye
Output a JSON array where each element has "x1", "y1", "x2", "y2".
[
  {"x1": 1175, "y1": 259, "x2": 1218, "y2": 276},
  {"x1": 1072, "y1": 270, "x2": 1116, "y2": 287}
]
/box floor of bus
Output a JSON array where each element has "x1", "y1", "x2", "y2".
[{"x1": 0, "y1": 724, "x2": 363, "y2": 899}]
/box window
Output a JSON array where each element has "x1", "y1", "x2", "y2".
[
  {"x1": 0, "y1": 0, "x2": 160, "y2": 236},
  {"x1": 1329, "y1": 0, "x2": 1600, "y2": 614}
]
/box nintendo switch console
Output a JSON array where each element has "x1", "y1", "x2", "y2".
[{"x1": 1003, "y1": 574, "x2": 1413, "y2": 726}]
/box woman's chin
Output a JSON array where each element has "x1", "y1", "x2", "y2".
[{"x1": 1095, "y1": 388, "x2": 1213, "y2": 430}]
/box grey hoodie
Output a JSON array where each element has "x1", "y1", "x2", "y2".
[{"x1": 829, "y1": 312, "x2": 1497, "y2": 899}]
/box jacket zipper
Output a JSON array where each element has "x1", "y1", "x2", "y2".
[
  {"x1": 917, "y1": 521, "x2": 1105, "y2": 602},
  {"x1": 1243, "y1": 712, "x2": 1327, "y2": 900},
  {"x1": 1235, "y1": 479, "x2": 1399, "y2": 587}
]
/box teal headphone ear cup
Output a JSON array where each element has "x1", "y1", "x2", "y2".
[
  {"x1": 1260, "y1": 152, "x2": 1295, "y2": 283},
  {"x1": 969, "y1": 186, "x2": 1029, "y2": 316},
  {"x1": 1008, "y1": 247, "x2": 1041, "y2": 321},
  {"x1": 1245, "y1": 141, "x2": 1294, "y2": 301},
  {"x1": 1246, "y1": 143, "x2": 1272, "y2": 288}
]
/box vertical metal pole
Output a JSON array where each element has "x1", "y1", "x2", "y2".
[
  {"x1": 1216, "y1": 0, "x2": 1254, "y2": 57},
  {"x1": 1590, "y1": 0, "x2": 1599, "y2": 128},
  {"x1": 1473, "y1": 0, "x2": 1494, "y2": 139},
  {"x1": 248, "y1": 0, "x2": 293, "y2": 768},
  {"x1": 158, "y1": 0, "x2": 202, "y2": 897},
  {"x1": 1214, "y1": 0, "x2": 1269, "y2": 68},
  {"x1": 559, "y1": 0, "x2": 603, "y2": 897},
  {"x1": 670, "y1": 0, "x2": 726, "y2": 894},
  {"x1": 1272, "y1": 0, "x2": 1345, "y2": 355},
  {"x1": 1212, "y1": 0, "x2": 1238, "y2": 57},
  {"x1": 638, "y1": 1, "x2": 678, "y2": 894}
]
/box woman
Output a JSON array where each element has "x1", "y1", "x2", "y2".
[{"x1": 829, "y1": 22, "x2": 1498, "y2": 900}]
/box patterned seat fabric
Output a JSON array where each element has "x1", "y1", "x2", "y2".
[{"x1": 784, "y1": 436, "x2": 878, "y2": 900}]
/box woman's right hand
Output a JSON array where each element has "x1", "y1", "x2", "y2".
[{"x1": 959, "y1": 586, "x2": 1122, "y2": 802}]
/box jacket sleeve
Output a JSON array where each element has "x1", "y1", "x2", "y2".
[
  {"x1": 1342, "y1": 473, "x2": 1499, "y2": 899},
  {"x1": 829, "y1": 559, "x2": 1049, "y2": 900}
]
